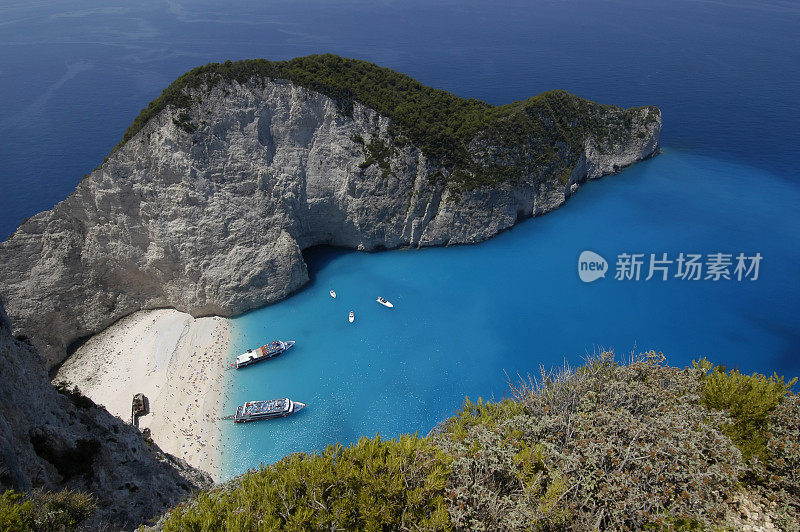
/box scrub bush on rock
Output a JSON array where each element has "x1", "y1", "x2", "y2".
[
  {"x1": 435, "y1": 351, "x2": 745, "y2": 530},
  {"x1": 154, "y1": 351, "x2": 799, "y2": 531}
]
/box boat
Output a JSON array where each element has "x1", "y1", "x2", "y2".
[
  {"x1": 376, "y1": 297, "x2": 394, "y2": 308},
  {"x1": 234, "y1": 340, "x2": 295, "y2": 369},
  {"x1": 349, "y1": 311, "x2": 355, "y2": 323},
  {"x1": 330, "y1": 290, "x2": 337, "y2": 298},
  {"x1": 131, "y1": 393, "x2": 149, "y2": 425},
  {"x1": 233, "y1": 398, "x2": 306, "y2": 423}
]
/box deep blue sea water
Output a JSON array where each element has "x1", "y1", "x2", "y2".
[{"x1": 1, "y1": 0, "x2": 798, "y2": 479}]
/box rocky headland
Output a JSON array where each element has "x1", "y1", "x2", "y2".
[{"x1": 0, "y1": 55, "x2": 660, "y2": 370}]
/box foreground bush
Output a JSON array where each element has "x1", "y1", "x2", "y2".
[
  {"x1": 699, "y1": 362, "x2": 796, "y2": 461},
  {"x1": 156, "y1": 352, "x2": 798, "y2": 531},
  {"x1": 162, "y1": 434, "x2": 452, "y2": 531},
  {"x1": 437, "y1": 351, "x2": 749, "y2": 530},
  {"x1": 0, "y1": 489, "x2": 96, "y2": 531}
]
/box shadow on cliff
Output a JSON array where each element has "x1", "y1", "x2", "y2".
[{"x1": 302, "y1": 245, "x2": 359, "y2": 284}]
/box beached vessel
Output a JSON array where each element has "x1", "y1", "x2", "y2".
[
  {"x1": 131, "y1": 393, "x2": 149, "y2": 425},
  {"x1": 376, "y1": 297, "x2": 394, "y2": 308},
  {"x1": 234, "y1": 340, "x2": 295, "y2": 369},
  {"x1": 233, "y1": 398, "x2": 306, "y2": 423}
]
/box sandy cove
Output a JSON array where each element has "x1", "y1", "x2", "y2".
[{"x1": 54, "y1": 309, "x2": 231, "y2": 480}]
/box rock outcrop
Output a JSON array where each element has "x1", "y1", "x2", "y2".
[
  {"x1": 0, "y1": 58, "x2": 660, "y2": 369},
  {"x1": 0, "y1": 299, "x2": 211, "y2": 529}
]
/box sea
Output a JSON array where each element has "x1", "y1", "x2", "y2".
[{"x1": 0, "y1": 0, "x2": 798, "y2": 479}]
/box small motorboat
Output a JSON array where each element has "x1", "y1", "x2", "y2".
[
  {"x1": 376, "y1": 297, "x2": 394, "y2": 308},
  {"x1": 330, "y1": 290, "x2": 337, "y2": 298},
  {"x1": 349, "y1": 311, "x2": 355, "y2": 323}
]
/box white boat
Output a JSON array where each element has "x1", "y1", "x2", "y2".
[
  {"x1": 233, "y1": 398, "x2": 306, "y2": 423},
  {"x1": 348, "y1": 311, "x2": 355, "y2": 323},
  {"x1": 234, "y1": 340, "x2": 295, "y2": 369},
  {"x1": 330, "y1": 290, "x2": 336, "y2": 298},
  {"x1": 376, "y1": 297, "x2": 394, "y2": 308}
]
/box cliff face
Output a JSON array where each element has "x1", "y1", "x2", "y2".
[
  {"x1": 0, "y1": 73, "x2": 660, "y2": 369},
  {"x1": 0, "y1": 300, "x2": 211, "y2": 528}
]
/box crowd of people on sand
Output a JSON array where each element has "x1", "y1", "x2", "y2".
[
  {"x1": 180, "y1": 330, "x2": 223, "y2": 469},
  {"x1": 56, "y1": 311, "x2": 234, "y2": 479},
  {"x1": 154, "y1": 318, "x2": 230, "y2": 476}
]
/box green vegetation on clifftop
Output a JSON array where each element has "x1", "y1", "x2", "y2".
[
  {"x1": 153, "y1": 352, "x2": 799, "y2": 531},
  {"x1": 112, "y1": 54, "x2": 658, "y2": 188},
  {"x1": 0, "y1": 489, "x2": 96, "y2": 531},
  {"x1": 162, "y1": 435, "x2": 451, "y2": 531},
  {"x1": 697, "y1": 358, "x2": 797, "y2": 462}
]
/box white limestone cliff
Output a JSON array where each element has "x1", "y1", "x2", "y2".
[{"x1": 0, "y1": 77, "x2": 660, "y2": 369}]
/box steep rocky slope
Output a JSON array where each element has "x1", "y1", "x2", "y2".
[
  {"x1": 0, "y1": 300, "x2": 211, "y2": 529},
  {"x1": 0, "y1": 56, "x2": 660, "y2": 368}
]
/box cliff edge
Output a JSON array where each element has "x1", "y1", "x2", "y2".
[
  {"x1": 0, "y1": 300, "x2": 211, "y2": 529},
  {"x1": 0, "y1": 55, "x2": 660, "y2": 368}
]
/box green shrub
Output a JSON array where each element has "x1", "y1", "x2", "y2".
[
  {"x1": 0, "y1": 490, "x2": 32, "y2": 531},
  {"x1": 359, "y1": 135, "x2": 397, "y2": 177},
  {"x1": 443, "y1": 397, "x2": 525, "y2": 441},
  {"x1": 700, "y1": 366, "x2": 796, "y2": 461},
  {"x1": 162, "y1": 434, "x2": 452, "y2": 531},
  {"x1": 0, "y1": 489, "x2": 96, "y2": 531},
  {"x1": 437, "y1": 351, "x2": 743, "y2": 530},
  {"x1": 54, "y1": 381, "x2": 95, "y2": 409}
]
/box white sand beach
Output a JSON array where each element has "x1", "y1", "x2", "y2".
[{"x1": 55, "y1": 309, "x2": 231, "y2": 480}]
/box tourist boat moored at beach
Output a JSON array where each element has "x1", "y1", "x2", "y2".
[
  {"x1": 349, "y1": 311, "x2": 355, "y2": 323},
  {"x1": 234, "y1": 340, "x2": 295, "y2": 369},
  {"x1": 376, "y1": 297, "x2": 394, "y2": 308},
  {"x1": 330, "y1": 290, "x2": 336, "y2": 298},
  {"x1": 233, "y1": 398, "x2": 306, "y2": 423}
]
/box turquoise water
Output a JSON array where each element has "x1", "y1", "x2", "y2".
[{"x1": 222, "y1": 149, "x2": 800, "y2": 476}]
